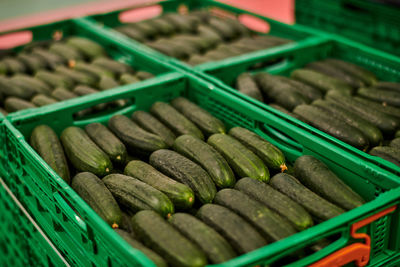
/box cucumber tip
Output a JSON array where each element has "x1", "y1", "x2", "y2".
[
  {"x1": 112, "y1": 223, "x2": 119, "y2": 229},
  {"x1": 280, "y1": 163, "x2": 288, "y2": 173}
]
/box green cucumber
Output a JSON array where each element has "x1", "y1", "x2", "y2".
[
  {"x1": 98, "y1": 75, "x2": 119, "y2": 90},
  {"x1": 197, "y1": 204, "x2": 268, "y2": 254},
  {"x1": 73, "y1": 62, "x2": 114, "y2": 80},
  {"x1": 31, "y1": 94, "x2": 58, "y2": 107},
  {"x1": 132, "y1": 21, "x2": 159, "y2": 38},
  {"x1": 150, "y1": 101, "x2": 204, "y2": 140},
  {"x1": 135, "y1": 71, "x2": 154, "y2": 80},
  {"x1": 235, "y1": 178, "x2": 313, "y2": 231},
  {"x1": 49, "y1": 43, "x2": 84, "y2": 62},
  {"x1": 169, "y1": 213, "x2": 237, "y2": 263},
  {"x1": 11, "y1": 74, "x2": 52, "y2": 96},
  {"x1": 229, "y1": 127, "x2": 287, "y2": 172},
  {"x1": 125, "y1": 160, "x2": 195, "y2": 209},
  {"x1": 163, "y1": 14, "x2": 198, "y2": 33},
  {"x1": 66, "y1": 37, "x2": 106, "y2": 60},
  {"x1": 55, "y1": 66, "x2": 97, "y2": 87},
  {"x1": 369, "y1": 146, "x2": 400, "y2": 167},
  {"x1": 269, "y1": 103, "x2": 302, "y2": 120},
  {"x1": 2, "y1": 57, "x2": 27, "y2": 74},
  {"x1": 280, "y1": 77, "x2": 323, "y2": 101},
  {"x1": 92, "y1": 57, "x2": 134, "y2": 76},
  {"x1": 30, "y1": 125, "x2": 70, "y2": 183},
  {"x1": 353, "y1": 96, "x2": 400, "y2": 119},
  {"x1": 270, "y1": 173, "x2": 345, "y2": 221},
  {"x1": 85, "y1": 123, "x2": 127, "y2": 164},
  {"x1": 4, "y1": 97, "x2": 36, "y2": 112},
  {"x1": 60, "y1": 126, "x2": 112, "y2": 176},
  {"x1": 17, "y1": 53, "x2": 46, "y2": 73},
  {"x1": 294, "y1": 155, "x2": 365, "y2": 210},
  {"x1": 208, "y1": 18, "x2": 238, "y2": 40},
  {"x1": 198, "y1": 25, "x2": 223, "y2": 47},
  {"x1": 372, "y1": 82, "x2": 400, "y2": 93},
  {"x1": 390, "y1": 138, "x2": 400, "y2": 149},
  {"x1": 119, "y1": 212, "x2": 134, "y2": 233},
  {"x1": 236, "y1": 73, "x2": 264, "y2": 102},
  {"x1": 31, "y1": 48, "x2": 66, "y2": 70},
  {"x1": 72, "y1": 172, "x2": 121, "y2": 227},
  {"x1": 396, "y1": 130, "x2": 400, "y2": 138},
  {"x1": 120, "y1": 74, "x2": 140, "y2": 85},
  {"x1": 131, "y1": 110, "x2": 176, "y2": 147},
  {"x1": 103, "y1": 174, "x2": 174, "y2": 217},
  {"x1": 0, "y1": 76, "x2": 35, "y2": 100},
  {"x1": 148, "y1": 17, "x2": 175, "y2": 35},
  {"x1": 146, "y1": 41, "x2": 185, "y2": 58},
  {"x1": 35, "y1": 70, "x2": 74, "y2": 89},
  {"x1": 149, "y1": 149, "x2": 216, "y2": 204},
  {"x1": 115, "y1": 26, "x2": 147, "y2": 42},
  {"x1": 132, "y1": 210, "x2": 206, "y2": 267},
  {"x1": 108, "y1": 114, "x2": 168, "y2": 155},
  {"x1": 173, "y1": 135, "x2": 235, "y2": 188},
  {"x1": 73, "y1": 85, "x2": 99, "y2": 96},
  {"x1": 358, "y1": 87, "x2": 400, "y2": 107},
  {"x1": 51, "y1": 88, "x2": 78, "y2": 101},
  {"x1": 207, "y1": 133, "x2": 270, "y2": 182},
  {"x1": 323, "y1": 59, "x2": 377, "y2": 86}
]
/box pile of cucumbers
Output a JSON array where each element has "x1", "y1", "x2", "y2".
[
  {"x1": 0, "y1": 37, "x2": 154, "y2": 115},
  {"x1": 114, "y1": 10, "x2": 292, "y2": 65},
  {"x1": 30, "y1": 96, "x2": 365, "y2": 266},
  {"x1": 235, "y1": 58, "x2": 400, "y2": 166}
]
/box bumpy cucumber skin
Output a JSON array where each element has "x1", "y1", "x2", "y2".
[
  {"x1": 370, "y1": 147, "x2": 400, "y2": 167},
  {"x1": 4, "y1": 97, "x2": 36, "y2": 112},
  {"x1": 236, "y1": 73, "x2": 264, "y2": 102}
]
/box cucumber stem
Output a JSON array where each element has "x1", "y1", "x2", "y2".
[
  {"x1": 112, "y1": 223, "x2": 119, "y2": 229},
  {"x1": 280, "y1": 163, "x2": 288, "y2": 173}
]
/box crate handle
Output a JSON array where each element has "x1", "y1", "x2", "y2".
[
  {"x1": 309, "y1": 205, "x2": 397, "y2": 267},
  {"x1": 53, "y1": 191, "x2": 88, "y2": 232},
  {"x1": 0, "y1": 30, "x2": 33, "y2": 50}
]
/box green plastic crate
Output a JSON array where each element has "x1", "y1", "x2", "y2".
[
  {"x1": 295, "y1": 0, "x2": 400, "y2": 56},
  {"x1": 4, "y1": 72, "x2": 400, "y2": 266},
  {"x1": 196, "y1": 37, "x2": 400, "y2": 178},
  {"x1": 86, "y1": 0, "x2": 323, "y2": 72},
  {"x1": 0, "y1": 178, "x2": 67, "y2": 267}
]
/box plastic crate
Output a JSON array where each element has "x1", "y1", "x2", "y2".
[
  {"x1": 4, "y1": 72, "x2": 400, "y2": 266},
  {"x1": 86, "y1": 0, "x2": 324, "y2": 72},
  {"x1": 0, "y1": 178, "x2": 67, "y2": 266},
  {"x1": 196, "y1": 36, "x2": 400, "y2": 178},
  {"x1": 295, "y1": 0, "x2": 400, "y2": 56}
]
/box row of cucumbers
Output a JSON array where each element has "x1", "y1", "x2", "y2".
[
  {"x1": 0, "y1": 36, "x2": 154, "y2": 115},
  {"x1": 114, "y1": 10, "x2": 292, "y2": 65},
  {"x1": 236, "y1": 58, "x2": 400, "y2": 166},
  {"x1": 30, "y1": 96, "x2": 365, "y2": 266}
]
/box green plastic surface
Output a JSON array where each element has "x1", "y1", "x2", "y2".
[
  {"x1": 295, "y1": 0, "x2": 400, "y2": 56},
  {"x1": 4, "y1": 73, "x2": 400, "y2": 266}
]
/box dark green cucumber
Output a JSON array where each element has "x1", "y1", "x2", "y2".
[
  {"x1": 235, "y1": 178, "x2": 313, "y2": 231},
  {"x1": 55, "y1": 66, "x2": 97, "y2": 87},
  {"x1": 108, "y1": 115, "x2": 168, "y2": 155},
  {"x1": 0, "y1": 61, "x2": 6, "y2": 75},
  {"x1": 35, "y1": 70, "x2": 74, "y2": 89},
  {"x1": 49, "y1": 43, "x2": 84, "y2": 62},
  {"x1": 171, "y1": 35, "x2": 210, "y2": 52},
  {"x1": 146, "y1": 41, "x2": 185, "y2": 59},
  {"x1": 236, "y1": 73, "x2": 264, "y2": 102},
  {"x1": 4, "y1": 97, "x2": 36, "y2": 112},
  {"x1": 119, "y1": 211, "x2": 134, "y2": 233},
  {"x1": 135, "y1": 71, "x2": 154, "y2": 80},
  {"x1": 291, "y1": 69, "x2": 353, "y2": 94},
  {"x1": 312, "y1": 99, "x2": 383, "y2": 147},
  {"x1": 85, "y1": 123, "x2": 127, "y2": 164},
  {"x1": 372, "y1": 82, "x2": 400, "y2": 93},
  {"x1": 169, "y1": 213, "x2": 237, "y2": 264},
  {"x1": 73, "y1": 85, "x2": 99, "y2": 96},
  {"x1": 103, "y1": 174, "x2": 174, "y2": 217},
  {"x1": 2, "y1": 57, "x2": 27, "y2": 74},
  {"x1": 198, "y1": 25, "x2": 223, "y2": 47},
  {"x1": 132, "y1": 210, "x2": 206, "y2": 267},
  {"x1": 283, "y1": 77, "x2": 324, "y2": 102},
  {"x1": 326, "y1": 90, "x2": 400, "y2": 136},
  {"x1": 229, "y1": 127, "x2": 287, "y2": 172},
  {"x1": 270, "y1": 173, "x2": 345, "y2": 221},
  {"x1": 163, "y1": 14, "x2": 198, "y2": 33},
  {"x1": 396, "y1": 130, "x2": 400, "y2": 138},
  {"x1": 173, "y1": 135, "x2": 235, "y2": 188},
  {"x1": 323, "y1": 58, "x2": 377, "y2": 86},
  {"x1": 148, "y1": 17, "x2": 176, "y2": 35},
  {"x1": 31, "y1": 48, "x2": 66, "y2": 70},
  {"x1": 131, "y1": 110, "x2": 176, "y2": 147},
  {"x1": 120, "y1": 74, "x2": 140, "y2": 85},
  {"x1": 92, "y1": 57, "x2": 133, "y2": 76},
  {"x1": 60, "y1": 126, "x2": 112, "y2": 176},
  {"x1": 30, "y1": 125, "x2": 70, "y2": 183},
  {"x1": 196, "y1": 204, "x2": 267, "y2": 254},
  {"x1": 115, "y1": 229, "x2": 167, "y2": 267},
  {"x1": 208, "y1": 17, "x2": 238, "y2": 40},
  {"x1": 358, "y1": 87, "x2": 400, "y2": 107},
  {"x1": 370, "y1": 146, "x2": 400, "y2": 167},
  {"x1": 0, "y1": 76, "x2": 36, "y2": 100},
  {"x1": 17, "y1": 53, "x2": 46, "y2": 73},
  {"x1": 132, "y1": 21, "x2": 159, "y2": 38},
  {"x1": 66, "y1": 37, "x2": 106, "y2": 60},
  {"x1": 31, "y1": 94, "x2": 58, "y2": 107},
  {"x1": 269, "y1": 103, "x2": 302, "y2": 120},
  {"x1": 115, "y1": 26, "x2": 147, "y2": 42},
  {"x1": 149, "y1": 149, "x2": 216, "y2": 204},
  {"x1": 390, "y1": 138, "x2": 400, "y2": 149},
  {"x1": 98, "y1": 75, "x2": 119, "y2": 90},
  {"x1": 125, "y1": 160, "x2": 195, "y2": 209},
  {"x1": 11, "y1": 74, "x2": 52, "y2": 96},
  {"x1": 207, "y1": 134, "x2": 270, "y2": 182},
  {"x1": 72, "y1": 172, "x2": 121, "y2": 227},
  {"x1": 51, "y1": 88, "x2": 78, "y2": 101},
  {"x1": 353, "y1": 96, "x2": 400, "y2": 120},
  {"x1": 294, "y1": 155, "x2": 365, "y2": 210},
  {"x1": 293, "y1": 104, "x2": 369, "y2": 150},
  {"x1": 73, "y1": 62, "x2": 114, "y2": 80},
  {"x1": 150, "y1": 101, "x2": 204, "y2": 140}
]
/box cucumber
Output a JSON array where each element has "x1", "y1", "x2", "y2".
[
  {"x1": 85, "y1": 123, "x2": 127, "y2": 164},
  {"x1": 132, "y1": 210, "x2": 207, "y2": 267},
  {"x1": 353, "y1": 97, "x2": 400, "y2": 120},
  {"x1": 92, "y1": 57, "x2": 133, "y2": 76},
  {"x1": 294, "y1": 155, "x2": 365, "y2": 210},
  {"x1": 17, "y1": 53, "x2": 46, "y2": 73},
  {"x1": 270, "y1": 173, "x2": 345, "y2": 221},
  {"x1": 119, "y1": 212, "x2": 134, "y2": 233},
  {"x1": 173, "y1": 135, "x2": 235, "y2": 188},
  {"x1": 51, "y1": 88, "x2": 78, "y2": 101},
  {"x1": 224, "y1": 19, "x2": 251, "y2": 37},
  {"x1": 149, "y1": 149, "x2": 216, "y2": 204},
  {"x1": 146, "y1": 42, "x2": 185, "y2": 59},
  {"x1": 4, "y1": 97, "x2": 36, "y2": 112},
  {"x1": 71, "y1": 172, "x2": 121, "y2": 227},
  {"x1": 372, "y1": 82, "x2": 400, "y2": 93},
  {"x1": 31, "y1": 94, "x2": 58, "y2": 107},
  {"x1": 60, "y1": 126, "x2": 112, "y2": 176},
  {"x1": 55, "y1": 66, "x2": 97, "y2": 87},
  {"x1": 30, "y1": 125, "x2": 70, "y2": 183},
  {"x1": 369, "y1": 146, "x2": 400, "y2": 167},
  {"x1": 35, "y1": 70, "x2": 74, "y2": 89},
  {"x1": 163, "y1": 14, "x2": 198, "y2": 33},
  {"x1": 115, "y1": 229, "x2": 167, "y2": 267},
  {"x1": 0, "y1": 108, "x2": 7, "y2": 116},
  {"x1": 73, "y1": 62, "x2": 114, "y2": 80},
  {"x1": 279, "y1": 77, "x2": 323, "y2": 101},
  {"x1": 66, "y1": 37, "x2": 106, "y2": 60},
  {"x1": 171, "y1": 35, "x2": 210, "y2": 52},
  {"x1": 131, "y1": 110, "x2": 176, "y2": 147},
  {"x1": 31, "y1": 48, "x2": 66, "y2": 70},
  {"x1": 135, "y1": 71, "x2": 154, "y2": 80},
  {"x1": 208, "y1": 18, "x2": 238, "y2": 40},
  {"x1": 2, "y1": 57, "x2": 27, "y2": 74},
  {"x1": 11, "y1": 74, "x2": 52, "y2": 96},
  {"x1": 169, "y1": 213, "x2": 237, "y2": 263},
  {"x1": 115, "y1": 26, "x2": 147, "y2": 42},
  {"x1": 229, "y1": 127, "x2": 287, "y2": 172},
  {"x1": 196, "y1": 204, "x2": 268, "y2": 254},
  {"x1": 73, "y1": 85, "x2": 99, "y2": 96},
  {"x1": 207, "y1": 133, "x2": 270, "y2": 182},
  {"x1": 269, "y1": 103, "x2": 302, "y2": 120},
  {"x1": 125, "y1": 160, "x2": 195, "y2": 209},
  {"x1": 323, "y1": 59, "x2": 377, "y2": 86},
  {"x1": 103, "y1": 174, "x2": 174, "y2": 217},
  {"x1": 132, "y1": 21, "x2": 159, "y2": 38},
  {"x1": 293, "y1": 104, "x2": 370, "y2": 150},
  {"x1": 148, "y1": 17, "x2": 176, "y2": 36},
  {"x1": 49, "y1": 43, "x2": 84, "y2": 62},
  {"x1": 390, "y1": 138, "x2": 400, "y2": 149},
  {"x1": 150, "y1": 101, "x2": 204, "y2": 140},
  {"x1": 235, "y1": 178, "x2": 313, "y2": 231},
  {"x1": 0, "y1": 61, "x2": 6, "y2": 75},
  {"x1": 0, "y1": 76, "x2": 36, "y2": 100},
  {"x1": 358, "y1": 87, "x2": 400, "y2": 107},
  {"x1": 326, "y1": 90, "x2": 400, "y2": 136},
  {"x1": 236, "y1": 73, "x2": 264, "y2": 102},
  {"x1": 312, "y1": 99, "x2": 383, "y2": 147},
  {"x1": 187, "y1": 55, "x2": 210, "y2": 65},
  {"x1": 120, "y1": 74, "x2": 140, "y2": 85},
  {"x1": 396, "y1": 130, "x2": 400, "y2": 138},
  {"x1": 291, "y1": 69, "x2": 354, "y2": 94},
  {"x1": 108, "y1": 114, "x2": 168, "y2": 155},
  {"x1": 198, "y1": 25, "x2": 223, "y2": 47},
  {"x1": 98, "y1": 75, "x2": 119, "y2": 90}
]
